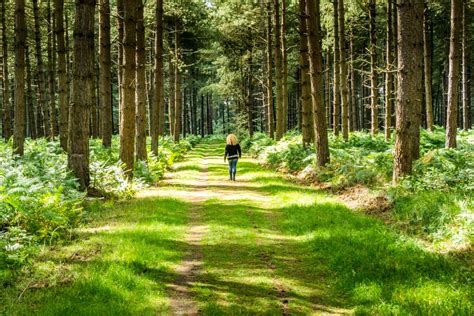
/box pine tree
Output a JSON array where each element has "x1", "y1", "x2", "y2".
[
  {"x1": 99, "y1": 0, "x2": 112, "y2": 147},
  {"x1": 13, "y1": 0, "x2": 26, "y2": 155}
]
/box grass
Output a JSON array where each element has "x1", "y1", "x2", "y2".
[{"x1": 1, "y1": 141, "x2": 472, "y2": 315}]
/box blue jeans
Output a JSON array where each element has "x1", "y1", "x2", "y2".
[{"x1": 228, "y1": 158, "x2": 238, "y2": 180}]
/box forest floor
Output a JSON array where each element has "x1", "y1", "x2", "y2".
[{"x1": 1, "y1": 141, "x2": 472, "y2": 315}]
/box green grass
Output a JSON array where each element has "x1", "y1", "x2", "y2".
[{"x1": 1, "y1": 141, "x2": 472, "y2": 315}]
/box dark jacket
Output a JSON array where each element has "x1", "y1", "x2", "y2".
[{"x1": 225, "y1": 144, "x2": 242, "y2": 160}]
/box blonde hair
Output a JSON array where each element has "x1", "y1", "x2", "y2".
[{"x1": 226, "y1": 134, "x2": 238, "y2": 145}]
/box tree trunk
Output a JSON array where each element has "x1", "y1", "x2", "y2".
[
  {"x1": 117, "y1": 0, "x2": 124, "y2": 131},
  {"x1": 350, "y1": 27, "x2": 357, "y2": 131},
  {"x1": 47, "y1": 0, "x2": 56, "y2": 139},
  {"x1": 461, "y1": 0, "x2": 469, "y2": 131},
  {"x1": 13, "y1": 0, "x2": 26, "y2": 155},
  {"x1": 200, "y1": 94, "x2": 204, "y2": 137},
  {"x1": 423, "y1": 1, "x2": 433, "y2": 131},
  {"x1": 55, "y1": 0, "x2": 68, "y2": 150},
  {"x1": 274, "y1": 0, "x2": 284, "y2": 140},
  {"x1": 306, "y1": 0, "x2": 329, "y2": 166},
  {"x1": 69, "y1": 0, "x2": 96, "y2": 190},
  {"x1": 99, "y1": 0, "x2": 112, "y2": 147},
  {"x1": 168, "y1": 31, "x2": 175, "y2": 137},
  {"x1": 332, "y1": 0, "x2": 340, "y2": 136},
  {"x1": 33, "y1": 0, "x2": 50, "y2": 138},
  {"x1": 173, "y1": 19, "x2": 182, "y2": 142},
  {"x1": 338, "y1": 0, "x2": 349, "y2": 140},
  {"x1": 445, "y1": 0, "x2": 462, "y2": 148},
  {"x1": 299, "y1": 0, "x2": 313, "y2": 145},
  {"x1": 135, "y1": 0, "x2": 147, "y2": 160},
  {"x1": 385, "y1": 0, "x2": 394, "y2": 139},
  {"x1": 152, "y1": 0, "x2": 164, "y2": 154},
  {"x1": 119, "y1": 0, "x2": 137, "y2": 177},
  {"x1": 1, "y1": 0, "x2": 11, "y2": 140},
  {"x1": 393, "y1": 0, "x2": 424, "y2": 182},
  {"x1": 369, "y1": 0, "x2": 378, "y2": 135},
  {"x1": 281, "y1": 0, "x2": 288, "y2": 132},
  {"x1": 26, "y1": 46, "x2": 36, "y2": 139},
  {"x1": 265, "y1": 0, "x2": 274, "y2": 139}
]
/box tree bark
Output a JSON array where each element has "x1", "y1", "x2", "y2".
[
  {"x1": 281, "y1": 0, "x2": 288, "y2": 132},
  {"x1": 300, "y1": 0, "x2": 313, "y2": 145},
  {"x1": 385, "y1": 0, "x2": 394, "y2": 139},
  {"x1": 168, "y1": 31, "x2": 175, "y2": 137},
  {"x1": 422, "y1": 1, "x2": 433, "y2": 131},
  {"x1": 332, "y1": 0, "x2": 340, "y2": 136},
  {"x1": 119, "y1": 0, "x2": 137, "y2": 177},
  {"x1": 461, "y1": 0, "x2": 469, "y2": 131},
  {"x1": 69, "y1": 0, "x2": 96, "y2": 190},
  {"x1": 99, "y1": 0, "x2": 112, "y2": 147},
  {"x1": 393, "y1": 0, "x2": 424, "y2": 182},
  {"x1": 33, "y1": 0, "x2": 50, "y2": 138},
  {"x1": 116, "y1": 0, "x2": 124, "y2": 133},
  {"x1": 445, "y1": 0, "x2": 462, "y2": 148},
  {"x1": 55, "y1": 0, "x2": 68, "y2": 150},
  {"x1": 26, "y1": 46, "x2": 36, "y2": 138},
  {"x1": 13, "y1": 0, "x2": 26, "y2": 155},
  {"x1": 1, "y1": 0, "x2": 11, "y2": 140},
  {"x1": 274, "y1": 0, "x2": 284, "y2": 140},
  {"x1": 349, "y1": 27, "x2": 357, "y2": 131},
  {"x1": 173, "y1": 19, "x2": 182, "y2": 142},
  {"x1": 152, "y1": 0, "x2": 164, "y2": 155},
  {"x1": 338, "y1": 0, "x2": 349, "y2": 140},
  {"x1": 47, "y1": 0, "x2": 56, "y2": 139},
  {"x1": 266, "y1": 0, "x2": 274, "y2": 138},
  {"x1": 306, "y1": 0, "x2": 329, "y2": 166},
  {"x1": 369, "y1": 0, "x2": 378, "y2": 135},
  {"x1": 135, "y1": 0, "x2": 147, "y2": 160}
]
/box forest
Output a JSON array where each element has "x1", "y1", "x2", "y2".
[{"x1": 0, "y1": 0, "x2": 473, "y2": 314}]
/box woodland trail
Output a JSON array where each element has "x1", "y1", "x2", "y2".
[{"x1": 2, "y1": 141, "x2": 468, "y2": 315}]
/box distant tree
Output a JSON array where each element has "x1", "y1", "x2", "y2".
[
  {"x1": 173, "y1": 18, "x2": 182, "y2": 142},
  {"x1": 119, "y1": 0, "x2": 137, "y2": 177},
  {"x1": 265, "y1": 0, "x2": 274, "y2": 139},
  {"x1": 152, "y1": 0, "x2": 164, "y2": 155},
  {"x1": 332, "y1": 0, "x2": 340, "y2": 136},
  {"x1": 306, "y1": 0, "x2": 329, "y2": 166},
  {"x1": 1, "y1": 0, "x2": 11, "y2": 140},
  {"x1": 423, "y1": 1, "x2": 433, "y2": 131},
  {"x1": 281, "y1": 0, "x2": 288, "y2": 132},
  {"x1": 338, "y1": 0, "x2": 349, "y2": 140},
  {"x1": 385, "y1": 0, "x2": 395, "y2": 139},
  {"x1": 99, "y1": 0, "x2": 112, "y2": 147},
  {"x1": 274, "y1": 0, "x2": 284, "y2": 140},
  {"x1": 13, "y1": 0, "x2": 26, "y2": 155},
  {"x1": 445, "y1": 0, "x2": 462, "y2": 148},
  {"x1": 135, "y1": 0, "x2": 147, "y2": 160},
  {"x1": 369, "y1": 0, "x2": 378, "y2": 135},
  {"x1": 299, "y1": 0, "x2": 313, "y2": 145}
]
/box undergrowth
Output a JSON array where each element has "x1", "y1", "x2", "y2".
[
  {"x1": 0, "y1": 135, "x2": 198, "y2": 283},
  {"x1": 244, "y1": 127, "x2": 474, "y2": 250}
]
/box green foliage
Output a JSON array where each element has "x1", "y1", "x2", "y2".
[{"x1": 0, "y1": 136, "x2": 197, "y2": 276}]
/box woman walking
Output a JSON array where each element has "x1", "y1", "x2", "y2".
[{"x1": 224, "y1": 134, "x2": 242, "y2": 181}]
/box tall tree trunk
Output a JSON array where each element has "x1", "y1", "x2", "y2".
[
  {"x1": 1, "y1": 0, "x2": 11, "y2": 140},
  {"x1": 274, "y1": 0, "x2": 284, "y2": 140},
  {"x1": 300, "y1": 0, "x2": 313, "y2": 145},
  {"x1": 200, "y1": 94, "x2": 204, "y2": 137},
  {"x1": 281, "y1": 0, "x2": 288, "y2": 132},
  {"x1": 173, "y1": 19, "x2": 182, "y2": 142},
  {"x1": 33, "y1": 0, "x2": 50, "y2": 138},
  {"x1": 306, "y1": 0, "x2": 329, "y2": 166},
  {"x1": 119, "y1": 0, "x2": 137, "y2": 177},
  {"x1": 135, "y1": 0, "x2": 147, "y2": 160},
  {"x1": 69, "y1": 0, "x2": 96, "y2": 190},
  {"x1": 332, "y1": 0, "x2": 340, "y2": 136},
  {"x1": 393, "y1": 0, "x2": 424, "y2": 182},
  {"x1": 385, "y1": 0, "x2": 394, "y2": 139},
  {"x1": 26, "y1": 46, "x2": 36, "y2": 139},
  {"x1": 266, "y1": 0, "x2": 274, "y2": 138},
  {"x1": 116, "y1": 0, "x2": 124, "y2": 132},
  {"x1": 13, "y1": 0, "x2": 26, "y2": 155},
  {"x1": 423, "y1": 1, "x2": 433, "y2": 131},
  {"x1": 99, "y1": 0, "x2": 112, "y2": 147},
  {"x1": 338, "y1": 0, "x2": 349, "y2": 140},
  {"x1": 152, "y1": 0, "x2": 164, "y2": 155},
  {"x1": 445, "y1": 0, "x2": 462, "y2": 148},
  {"x1": 47, "y1": 0, "x2": 56, "y2": 139},
  {"x1": 168, "y1": 31, "x2": 175, "y2": 137},
  {"x1": 350, "y1": 27, "x2": 357, "y2": 131},
  {"x1": 55, "y1": 0, "x2": 68, "y2": 150},
  {"x1": 369, "y1": 0, "x2": 378, "y2": 135},
  {"x1": 461, "y1": 0, "x2": 469, "y2": 131},
  {"x1": 324, "y1": 49, "x2": 330, "y2": 127}
]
